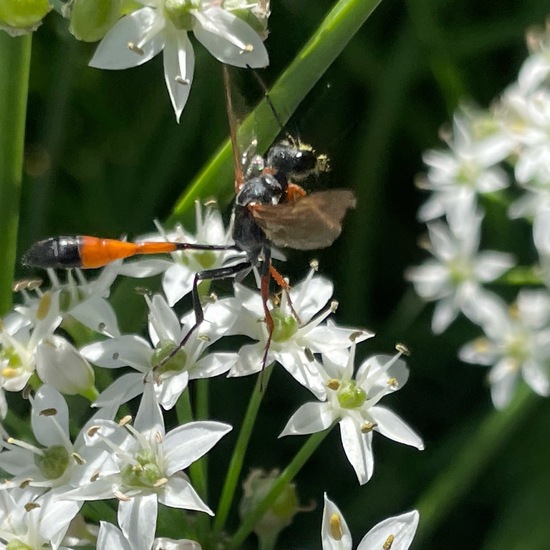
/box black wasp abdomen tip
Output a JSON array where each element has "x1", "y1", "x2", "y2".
[{"x1": 22, "y1": 237, "x2": 82, "y2": 269}]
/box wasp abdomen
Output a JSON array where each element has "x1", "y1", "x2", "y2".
[{"x1": 22, "y1": 236, "x2": 83, "y2": 269}]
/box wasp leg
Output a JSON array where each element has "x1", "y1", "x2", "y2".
[{"x1": 155, "y1": 261, "x2": 251, "y2": 370}]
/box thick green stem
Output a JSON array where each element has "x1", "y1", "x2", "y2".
[
  {"x1": 414, "y1": 384, "x2": 539, "y2": 544},
  {"x1": 0, "y1": 33, "x2": 32, "y2": 314},
  {"x1": 227, "y1": 428, "x2": 332, "y2": 549},
  {"x1": 212, "y1": 367, "x2": 273, "y2": 538}
]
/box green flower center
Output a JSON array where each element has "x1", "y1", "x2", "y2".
[
  {"x1": 1, "y1": 345, "x2": 22, "y2": 369},
  {"x1": 164, "y1": 0, "x2": 198, "y2": 30},
  {"x1": 194, "y1": 250, "x2": 217, "y2": 269},
  {"x1": 337, "y1": 380, "x2": 367, "y2": 409},
  {"x1": 6, "y1": 540, "x2": 32, "y2": 550},
  {"x1": 34, "y1": 444, "x2": 70, "y2": 480},
  {"x1": 271, "y1": 309, "x2": 298, "y2": 343},
  {"x1": 121, "y1": 449, "x2": 163, "y2": 488},
  {"x1": 152, "y1": 341, "x2": 187, "y2": 374}
]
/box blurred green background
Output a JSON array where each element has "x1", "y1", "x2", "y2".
[{"x1": 14, "y1": 0, "x2": 550, "y2": 548}]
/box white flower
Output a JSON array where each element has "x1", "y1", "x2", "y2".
[
  {"x1": 497, "y1": 85, "x2": 550, "y2": 185},
  {"x1": 60, "y1": 383, "x2": 231, "y2": 550},
  {"x1": 82, "y1": 293, "x2": 237, "y2": 410},
  {"x1": 0, "y1": 293, "x2": 62, "y2": 392},
  {"x1": 0, "y1": 488, "x2": 80, "y2": 550},
  {"x1": 418, "y1": 111, "x2": 512, "y2": 227},
  {"x1": 518, "y1": 20, "x2": 550, "y2": 94},
  {"x1": 15, "y1": 263, "x2": 121, "y2": 338},
  {"x1": 90, "y1": 0, "x2": 269, "y2": 121},
  {"x1": 0, "y1": 385, "x2": 114, "y2": 492},
  {"x1": 120, "y1": 203, "x2": 242, "y2": 306},
  {"x1": 406, "y1": 211, "x2": 514, "y2": 334},
  {"x1": 459, "y1": 290, "x2": 550, "y2": 409},
  {"x1": 280, "y1": 346, "x2": 423, "y2": 485},
  {"x1": 322, "y1": 494, "x2": 419, "y2": 550},
  {"x1": 97, "y1": 521, "x2": 201, "y2": 550},
  {"x1": 220, "y1": 269, "x2": 373, "y2": 399}
]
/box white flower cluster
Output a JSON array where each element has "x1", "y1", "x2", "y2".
[
  {"x1": 407, "y1": 19, "x2": 550, "y2": 410},
  {"x1": 88, "y1": 0, "x2": 271, "y2": 121},
  {"x1": 1, "y1": 201, "x2": 421, "y2": 548}
]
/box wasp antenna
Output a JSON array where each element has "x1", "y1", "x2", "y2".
[{"x1": 246, "y1": 64, "x2": 293, "y2": 142}]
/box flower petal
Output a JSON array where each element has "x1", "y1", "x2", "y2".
[
  {"x1": 163, "y1": 26, "x2": 194, "y2": 122},
  {"x1": 163, "y1": 421, "x2": 232, "y2": 475},
  {"x1": 90, "y1": 8, "x2": 164, "y2": 70},
  {"x1": 279, "y1": 402, "x2": 335, "y2": 436},
  {"x1": 369, "y1": 406, "x2": 424, "y2": 450},
  {"x1": 357, "y1": 510, "x2": 419, "y2": 550},
  {"x1": 118, "y1": 494, "x2": 158, "y2": 550},
  {"x1": 193, "y1": 7, "x2": 268, "y2": 68},
  {"x1": 339, "y1": 415, "x2": 373, "y2": 485},
  {"x1": 321, "y1": 494, "x2": 352, "y2": 550},
  {"x1": 159, "y1": 474, "x2": 213, "y2": 514}
]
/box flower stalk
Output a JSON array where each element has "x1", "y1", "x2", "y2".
[
  {"x1": 0, "y1": 32, "x2": 32, "y2": 314},
  {"x1": 227, "y1": 426, "x2": 333, "y2": 549}
]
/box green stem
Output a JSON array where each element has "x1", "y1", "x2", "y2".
[
  {"x1": 212, "y1": 367, "x2": 273, "y2": 538},
  {"x1": 226, "y1": 428, "x2": 332, "y2": 549},
  {"x1": 0, "y1": 33, "x2": 32, "y2": 314},
  {"x1": 167, "y1": 0, "x2": 382, "y2": 225},
  {"x1": 176, "y1": 388, "x2": 210, "y2": 536},
  {"x1": 414, "y1": 384, "x2": 539, "y2": 544}
]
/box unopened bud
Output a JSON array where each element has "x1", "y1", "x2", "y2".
[
  {"x1": 240, "y1": 469, "x2": 299, "y2": 543},
  {"x1": 35, "y1": 335, "x2": 95, "y2": 396},
  {"x1": 0, "y1": 0, "x2": 51, "y2": 35},
  {"x1": 69, "y1": 0, "x2": 123, "y2": 42}
]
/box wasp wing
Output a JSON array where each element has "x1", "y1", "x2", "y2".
[{"x1": 252, "y1": 189, "x2": 356, "y2": 250}]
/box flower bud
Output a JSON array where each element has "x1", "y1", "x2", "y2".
[
  {"x1": 240, "y1": 469, "x2": 298, "y2": 543},
  {"x1": 35, "y1": 335, "x2": 95, "y2": 396},
  {"x1": 69, "y1": 0, "x2": 122, "y2": 42},
  {"x1": 0, "y1": 0, "x2": 51, "y2": 35}
]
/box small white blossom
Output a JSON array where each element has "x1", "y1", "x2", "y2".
[
  {"x1": 120, "y1": 203, "x2": 242, "y2": 306},
  {"x1": 82, "y1": 293, "x2": 237, "y2": 410},
  {"x1": 60, "y1": 383, "x2": 231, "y2": 550},
  {"x1": 459, "y1": 290, "x2": 550, "y2": 409},
  {"x1": 220, "y1": 269, "x2": 373, "y2": 399},
  {"x1": 322, "y1": 494, "x2": 419, "y2": 550},
  {"x1": 0, "y1": 293, "x2": 62, "y2": 392},
  {"x1": 0, "y1": 385, "x2": 114, "y2": 492},
  {"x1": 0, "y1": 488, "x2": 80, "y2": 550},
  {"x1": 280, "y1": 346, "x2": 423, "y2": 485},
  {"x1": 418, "y1": 112, "x2": 512, "y2": 227},
  {"x1": 406, "y1": 211, "x2": 514, "y2": 334},
  {"x1": 89, "y1": 0, "x2": 269, "y2": 121}
]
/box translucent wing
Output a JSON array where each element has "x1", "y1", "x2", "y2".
[
  {"x1": 223, "y1": 66, "x2": 245, "y2": 192},
  {"x1": 251, "y1": 189, "x2": 356, "y2": 250}
]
